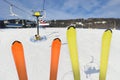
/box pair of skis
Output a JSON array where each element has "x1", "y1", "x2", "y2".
[
  {"x1": 67, "y1": 26, "x2": 112, "y2": 80},
  {"x1": 11, "y1": 38, "x2": 61, "y2": 80}
]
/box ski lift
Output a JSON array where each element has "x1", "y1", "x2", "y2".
[
  {"x1": 32, "y1": 0, "x2": 49, "y2": 40},
  {"x1": 39, "y1": 19, "x2": 49, "y2": 26},
  {"x1": 37, "y1": 10, "x2": 49, "y2": 26},
  {"x1": 9, "y1": 4, "x2": 18, "y2": 17},
  {"x1": 33, "y1": 11, "x2": 41, "y2": 40}
]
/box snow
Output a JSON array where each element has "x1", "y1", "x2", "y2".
[{"x1": 0, "y1": 27, "x2": 120, "y2": 80}]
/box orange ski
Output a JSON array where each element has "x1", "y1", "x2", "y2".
[
  {"x1": 11, "y1": 41, "x2": 28, "y2": 80},
  {"x1": 50, "y1": 38, "x2": 61, "y2": 80}
]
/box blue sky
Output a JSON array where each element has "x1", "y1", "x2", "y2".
[{"x1": 0, "y1": 0, "x2": 120, "y2": 20}]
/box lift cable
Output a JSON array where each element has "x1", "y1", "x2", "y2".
[{"x1": 3, "y1": 0, "x2": 32, "y2": 15}]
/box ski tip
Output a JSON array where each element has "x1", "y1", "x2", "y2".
[
  {"x1": 53, "y1": 38, "x2": 61, "y2": 42},
  {"x1": 67, "y1": 26, "x2": 76, "y2": 30},
  {"x1": 12, "y1": 40, "x2": 21, "y2": 45},
  {"x1": 105, "y1": 29, "x2": 112, "y2": 33}
]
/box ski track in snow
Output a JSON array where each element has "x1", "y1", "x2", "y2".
[{"x1": 0, "y1": 28, "x2": 120, "y2": 80}]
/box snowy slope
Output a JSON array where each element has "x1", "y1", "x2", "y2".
[{"x1": 0, "y1": 28, "x2": 120, "y2": 80}]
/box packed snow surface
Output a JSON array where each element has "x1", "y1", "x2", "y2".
[{"x1": 0, "y1": 28, "x2": 120, "y2": 80}]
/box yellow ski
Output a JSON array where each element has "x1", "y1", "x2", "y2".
[
  {"x1": 66, "y1": 26, "x2": 80, "y2": 80},
  {"x1": 99, "y1": 29, "x2": 112, "y2": 80}
]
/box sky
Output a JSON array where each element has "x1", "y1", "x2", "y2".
[{"x1": 0, "y1": 0, "x2": 120, "y2": 20}]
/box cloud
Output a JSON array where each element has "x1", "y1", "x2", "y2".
[
  {"x1": 48, "y1": 0, "x2": 110, "y2": 19},
  {"x1": 62, "y1": 0, "x2": 107, "y2": 12},
  {"x1": 59, "y1": 0, "x2": 120, "y2": 18},
  {"x1": 88, "y1": 0, "x2": 120, "y2": 18},
  {"x1": 46, "y1": 9, "x2": 78, "y2": 20}
]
